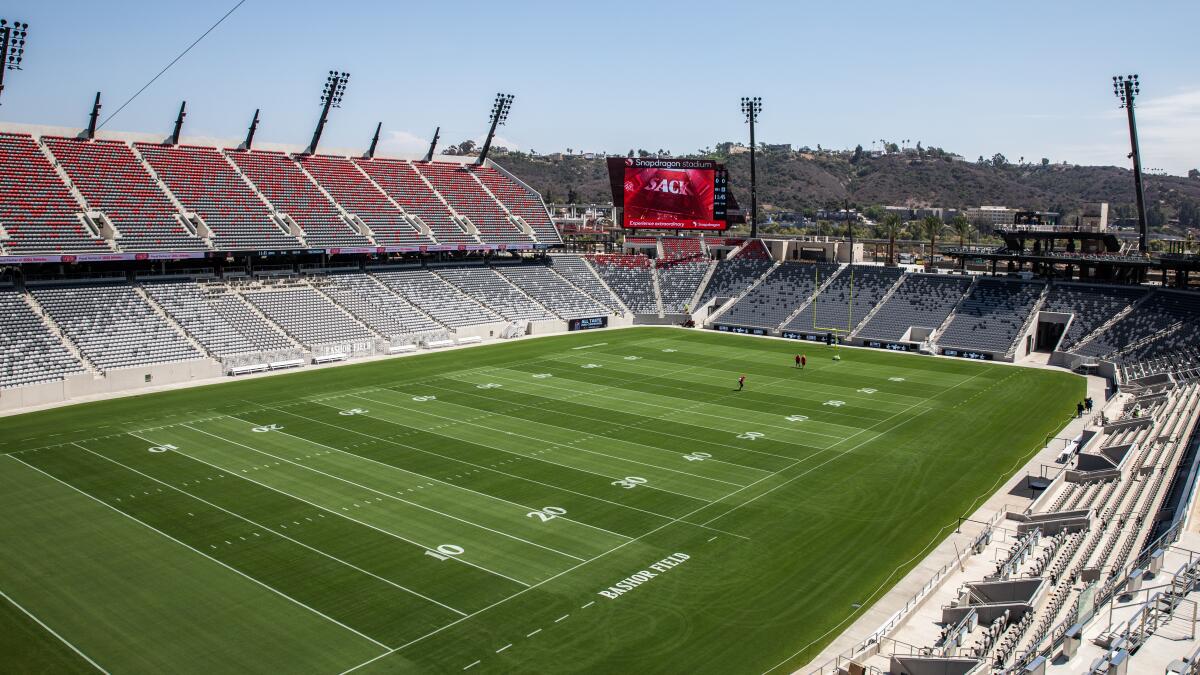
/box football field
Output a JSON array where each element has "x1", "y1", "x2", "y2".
[{"x1": 0, "y1": 327, "x2": 1083, "y2": 674}]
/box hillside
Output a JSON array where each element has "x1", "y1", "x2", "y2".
[{"x1": 490, "y1": 148, "x2": 1200, "y2": 228}]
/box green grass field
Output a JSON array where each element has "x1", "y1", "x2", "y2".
[{"x1": 0, "y1": 327, "x2": 1084, "y2": 674}]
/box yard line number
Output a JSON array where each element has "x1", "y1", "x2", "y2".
[
  {"x1": 612, "y1": 476, "x2": 647, "y2": 489},
  {"x1": 526, "y1": 506, "x2": 567, "y2": 522},
  {"x1": 425, "y1": 544, "x2": 464, "y2": 561}
]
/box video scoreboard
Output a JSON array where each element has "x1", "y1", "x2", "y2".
[{"x1": 607, "y1": 157, "x2": 734, "y2": 231}]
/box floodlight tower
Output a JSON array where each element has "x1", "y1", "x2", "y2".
[
  {"x1": 741, "y1": 96, "x2": 762, "y2": 238},
  {"x1": 307, "y1": 70, "x2": 349, "y2": 155},
  {"x1": 476, "y1": 93, "x2": 514, "y2": 166},
  {"x1": 1112, "y1": 74, "x2": 1148, "y2": 253},
  {"x1": 0, "y1": 19, "x2": 28, "y2": 106}
]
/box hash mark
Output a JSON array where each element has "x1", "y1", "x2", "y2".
[
  {"x1": 707, "y1": 536, "x2": 717, "y2": 542},
  {"x1": 581, "y1": 601, "x2": 595, "y2": 609},
  {"x1": 554, "y1": 614, "x2": 569, "y2": 623},
  {"x1": 526, "y1": 629, "x2": 542, "y2": 637},
  {"x1": 496, "y1": 644, "x2": 511, "y2": 653},
  {"x1": 463, "y1": 661, "x2": 480, "y2": 670}
]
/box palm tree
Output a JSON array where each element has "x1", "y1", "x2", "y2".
[
  {"x1": 881, "y1": 213, "x2": 903, "y2": 266},
  {"x1": 921, "y1": 216, "x2": 944, "y2": 270},
  {"x1": 950, "y1": 215, "x2": 973, "y2": 247}
]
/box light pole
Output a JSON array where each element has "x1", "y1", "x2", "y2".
[
  {"x1": 1113, "y1": 74, "x2": 1148, "y2": 253},
  {"x1": 741, "y1": 96, "x2": 762, "y2": 238},
  {"x1": 0, "y1": 19, "x2": 29, "y2": 106},
  {"x1": 476, "y1": 93, "x2": 514, "y2": 166},
  {"x1": 307, "y1": 70, "x2": 349, "y2": 155}
]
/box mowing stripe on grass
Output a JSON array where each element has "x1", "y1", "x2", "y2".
[
  {"x1": 180, "y1": 424, "x2": 538, "y2": 587},
  {"x1": 8, "y1": 454, "x2": 394, "y2": 652},
  {"x1": 99, "y1": 440, "x2": 469, "y2": 617},
  {"x1": 0, "y1": 587, "x2": 108, "y2": 674}
]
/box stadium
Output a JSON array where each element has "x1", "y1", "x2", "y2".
[{"x1": 2, "y1": 4, "x2": 1200, "y2": 675}]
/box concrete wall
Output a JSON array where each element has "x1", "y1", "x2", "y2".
[{"x1": 0, "y1": 358, "x2": 222, "y2": 413}]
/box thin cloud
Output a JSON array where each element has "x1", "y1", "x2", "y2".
[{"x1": 378, "y1": 130, "x2": 431, "y2": 155}]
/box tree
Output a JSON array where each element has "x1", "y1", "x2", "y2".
[
  {"x1": 991, "y1": 153, "x2": 1008, "y2": 167},
  {"x1": 1041, "y1": 158, "x2": 1050, "y2": 167},
  {"x1": 627, "y1": 149, "x2": 635, "y2": 158},
  {"x1": 850, "y1": 144, "x2": 863, "y2": 164},
  {"x1": 921, "y1": 215, "x2": 944, "y2": 270},
  {"x1": 1189, "y1": 168, "x2": 1199, "y2": 179},
  {"x1": 950, "y1": 215, "x2": 973, "y2": 247},
  {"x1": 881, "y1": 213, "x2": 903, "y2": 266}
]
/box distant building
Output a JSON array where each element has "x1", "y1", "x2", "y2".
[
  {"x1": 1079, "y1": 202, "x2": 1109, "y2": 231},
  {"x1": 884, "y1": 206, "x2": 963, "y2": 222},
  {"x1": 966, "y1": 205, "x2": 1018, "y2": 227}
]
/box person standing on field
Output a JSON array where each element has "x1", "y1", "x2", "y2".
[
  {"x1": 795, "y1": 354, "x2": 801, "y2": 368},
  {"x1": 801, "y1": 354, "x2": 807, "y2": 369},
  {"x1": 737, "y1": 375, "x2": 746, "y2": 391}
]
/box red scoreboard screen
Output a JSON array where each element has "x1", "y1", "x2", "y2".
[{"x1": 607, "y1": 157, "x2": 729, "y2": 230}]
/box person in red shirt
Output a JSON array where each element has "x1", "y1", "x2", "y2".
[
  {"x1": 795, "y1": 354, "x2": 801, "y2": 368},
  {"x1": 801, "y1": 354, "x2": 807, "y2": 369},
  {"x1": 737, "y1": 375, "x2": 746, "y2": 391}
]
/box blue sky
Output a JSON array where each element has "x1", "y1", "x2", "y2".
[{"x1": 4, "y1": 0, "x2": 1198, "y2": 173}]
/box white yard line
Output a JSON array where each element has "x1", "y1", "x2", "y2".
[
  {"x1": 332, "y1": 392, "x2": 726, "y2": 505},
  {"x1": 345, "y1": 389, "x2": 748, "y2": 487},
  {"x1": 699, "y1": 369, "x2": 989, "y2": 527},
  {"x1": 243, "y1": 403, "x2": 635, "y2": 543},
  {"x1": 462, "y1": 365, "x2": 856, "y2": 443},
  {"x1": 7, "y1": 454, "x2": 393, "y2": 652},
  {"x1": 208, "y1": 416, "x2": 589, "y2": 564},
  {"x1": 241, "y1": 399, "x2": 749, "y2": 541},
  {"x1": 92, "y1": 439, "x2": 468, "y2": 617},
  {"x1": 410, "y1": 379, "x2": 788, "y2": 471},
  {"x1": 178, "y1": 424, "x2": 533, "y2": 588},
  {"x1": 549, "y1": 350, "x2": 919, "y2": 417},
  {"x1": 0, "y1": 586, "x2": 109, "y2": 673}
]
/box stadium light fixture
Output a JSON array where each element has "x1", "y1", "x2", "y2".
[
  {"x1": 740, "y1": 97, "x2": 762, "y2": 238},
  {"x1": 0, "y1": 19, "x2": 30, "y2": 106},
  {"x1": 477, "y1": 92, "x2": 514, "y2": 166},
  {"x1": 306, "y1": 70, "x2": 350, "y2": 155},
  {"x1": 1112, "y1": 74, "x2": 1148, "y2": 254}
]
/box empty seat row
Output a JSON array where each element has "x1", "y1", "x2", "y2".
[
  {"x1": 141, "y1": 280, "x2": 292, "y2": 357},
  {"x1": 658, "y1": 261, "x2": 712, "y2": 313},
  {"x1": 415, "y1": 162, "x2": 533, "y2": 246},
  {"x1": 296, "y1": 154, "x2": 432, "y2": 246},
  {"x1": 857, "y1": 273, "x2": 973, "y2": 341},
  {"x1": 435, "y1": 266, "x2": 555, "y2": 321},
  {"x1": 721, "y1": 262, "x2": 835, "y2": 329},
  {"x1": 242, "y1": 286, "x2": 374, "y2": 348},
  {"x1": 592, "y1": 255, "x2": 659, "y2": 314},
  {"x1": 0, "y1": 132, "x2": 108, "y2": 254},
  {"x1": 938, "y1": 277, "x2": 1045, "y2": 353},
  {"x1": 497, "y1": 264, "x2": 610, "y2": 319},
  {"x1": 315, "y1": 273, "x2": 443, "y2": 337},
  {"x1": 0, "y1": 289, "x2": 85, "y2": 388},
  {"x1": 31, "y1": 283, "x2": 202, "y2": 370},
  {"x1": 372, "y1": 269, "x2": 501, "y2": 328},
  {"x1": 135, "y1": 143, "x2": 301, "y2": 251},
  {"x1": 226, "y1": 150, "x2": 371, "y2": 249},
  {"x1": 785, "y1": 265, "x2": 903, "y2": 333}
]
